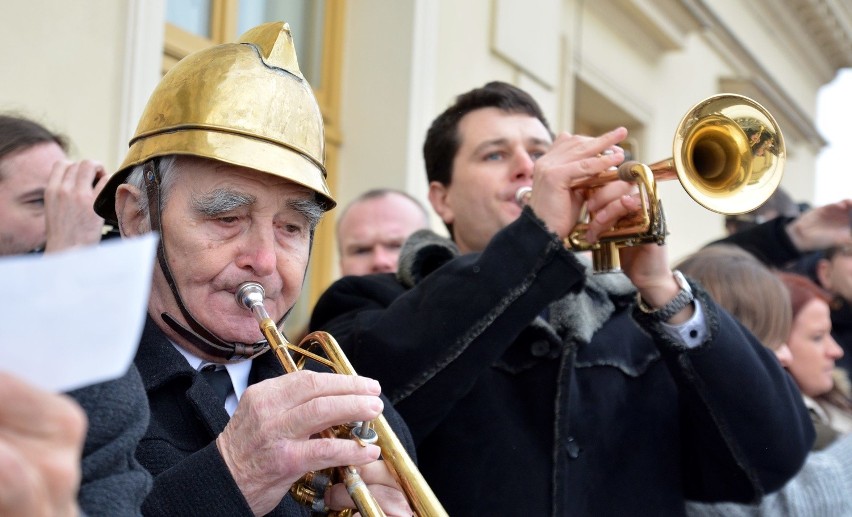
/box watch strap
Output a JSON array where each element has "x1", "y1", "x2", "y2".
[{"x1": 636, "y1": 270, "x2": 694, "y2": 322}]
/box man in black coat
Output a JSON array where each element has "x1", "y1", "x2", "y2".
[
  {"x1": 93, "y1": 22, "x2": 413, "y2": 517},
  {"x1": 310, "y1": 82, "x2": 815, "y2": 516}
]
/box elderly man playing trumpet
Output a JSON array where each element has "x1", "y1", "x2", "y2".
[
  {"x1": 94, "y1": 23, "x2": 413, "y2": 516},
  {"x1": 310, "y1": 81, "x2": 815, "y2": 515}
]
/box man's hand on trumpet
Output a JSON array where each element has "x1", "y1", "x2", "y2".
[
  {"x1": 527, "y1": 125, "x2": 692, "y2": 325},
  {"x1": 216, "y1": 370, "x2": 411, "y2": 516},
  {"x1": 325, "y1": 461, "x2": 412, "y2": 516},
  {"x1": 526, "y1": 127, "x2": 628, "y2": 240}
]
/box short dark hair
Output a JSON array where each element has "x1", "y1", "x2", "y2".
[
  {"x1": 422, "y1": 81, "x2": 551, "y2": 188},
  {"x1": 0, "y1": 114, "x2": 67, "y2": 179}
]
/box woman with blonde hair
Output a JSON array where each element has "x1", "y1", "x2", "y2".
[{"x1": 677, "y1": 245, "x2": 793, "y2": 363}]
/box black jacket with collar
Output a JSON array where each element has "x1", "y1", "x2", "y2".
[
  {"x1": 133, "y1": 317, "x2": 415, "y2": 516},
  {"x1": 311, "y1": 208, "x2": 814, "y2": 516}
]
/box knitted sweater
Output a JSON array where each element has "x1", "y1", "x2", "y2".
[
  {"x1": 68, "y1": 366, "x2": 152, "y2": 516},
  {"x1": 686, "y1": 433, "x2": 852, "y2": 516}
]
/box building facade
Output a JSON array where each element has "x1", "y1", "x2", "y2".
[{"x1": 3, "y1": 0, "x2": 850, "y2": 313}]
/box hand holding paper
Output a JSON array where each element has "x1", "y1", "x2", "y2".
[{"x1": 0, "y1": 234, "x2": 157, "y2": 392}]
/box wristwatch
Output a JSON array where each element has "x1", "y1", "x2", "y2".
[{"x1": 636, "y1": 270, "x2": 694, "y2": 321}]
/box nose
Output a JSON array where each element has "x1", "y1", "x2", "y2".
[
  {"x1": 235, "y1": 224, "x2": 277, "y2": 277},
  {"x1": 511, "y1": 149, "x2": 535, "y2": 182},
  {"x1": 828, "y1": 336, "x2": 844, "y2": 360},
  {"x1": 371, "y1": 245, "x2": 397, "y2": 273}
]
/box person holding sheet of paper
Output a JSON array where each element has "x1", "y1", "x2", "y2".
[{"x1": 0, "y1": 115, "x2": 152, "y2": 515}]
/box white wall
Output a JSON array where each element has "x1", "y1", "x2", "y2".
[
  {"x1": 5, "y1": 0, "x2": 834, "y2": 273},
  {"x1": 338, "y1": 0, "x2": 831, "y2": 265},
  {"x1": 0, "y1": 0, "x2": 163, "y2": 172}
]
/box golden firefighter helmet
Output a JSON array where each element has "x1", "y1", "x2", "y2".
[{"x1": 95, "y1": 21, "x2": 334, "y2": 222}]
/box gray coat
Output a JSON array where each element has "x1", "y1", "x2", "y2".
[{"x1": 69, "y1": 366, "x2": 152, "y2": 517}]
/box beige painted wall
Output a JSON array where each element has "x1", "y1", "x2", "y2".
[
  {"x1": 1, "y1": 0, "x2": 834, "y2": 272},
  {"x1": 338, "y1": 0, "x2": 828, "y2": 266},
  {"x1": 1, "y1": 1, "x2": 127, "y2": 168},
  {"x1": 0, "y1": 0, "x2": 163, "y2": 174}
]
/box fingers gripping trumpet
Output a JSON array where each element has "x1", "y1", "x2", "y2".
[
  {"x1": 235, "y1": 282, "x2": 448, "y2": 517},
  {"x1": 516, "y1": 94, "x2": 785, "y2": 273}
]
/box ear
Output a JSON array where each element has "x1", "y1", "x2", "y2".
[
  {"x1": 816, "y1": 258, "x2": 832, "y2": 290},
  {"x1": 774, "y1": 343, "x2": 793, "y2": 369},
  {"x1": 428, "y1": 181, "x2": 454, "y2": 226},
  {"x1": 115, "y1": 183, "x2": 150, "y2": 237}
]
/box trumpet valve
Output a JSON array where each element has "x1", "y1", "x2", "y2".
[{"x1": 351, "y1": 423, "x2": 378, "y2": 446}]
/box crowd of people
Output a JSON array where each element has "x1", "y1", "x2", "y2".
[{"x1": 3, "y1": 19, "x2": 852, "y2": 517}]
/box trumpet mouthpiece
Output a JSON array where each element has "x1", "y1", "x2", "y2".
[
  {"x1": 236, "y1": 282, "x2": 265, "y2": 310},
  {"x1": 515, "y1": 186, "x2": 532, "y2": 206}
]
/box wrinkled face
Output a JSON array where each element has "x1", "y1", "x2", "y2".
[
  {"x1": 337, "y1": 193, "x2": 427, "y2": 276},
  {"x1": 819, "y1": 250, "x2": 852, "y2": 303},
  {"x1": 144, "y1": 160, "x2": 318, "y2": 350},
  {"x1": 0, "y1": 142, "x2": 66, "y2": 255},
  {"x1": 430, "y1": 108, "x2": 552, "y2": 253},
  {"x1": 786, "y1": 298, "x2": 844, "y2": 397}
]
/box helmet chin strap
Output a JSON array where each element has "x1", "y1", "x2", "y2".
[{"x1": 143, "y1": 160, "x2": 271, "y2": 361}]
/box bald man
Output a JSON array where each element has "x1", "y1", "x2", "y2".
[{"x1": 337, "y1": 189, "x2": 429, "y2": 276}]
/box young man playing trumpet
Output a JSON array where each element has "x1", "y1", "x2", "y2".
[
  {"x1": 94, "y1": 22, "x2": 413, "y2": 516},
  {"x1": 310, "y1": 81, "x2": 814, "y2": 515}
]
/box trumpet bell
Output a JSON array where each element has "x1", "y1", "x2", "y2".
[{"x1": 671, "y1": 94, "x2": 785, "y2": 215}]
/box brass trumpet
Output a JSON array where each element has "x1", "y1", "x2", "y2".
[
  {"x1": 235, "y1": 282, "x2": 448, "y2": 517},
  {"x1": 518, "y1": 94, "x2": 785, "y2": 272}
]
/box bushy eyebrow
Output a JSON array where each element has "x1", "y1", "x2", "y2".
[
  {"x1": 190, "y1": 188, "x2": 256, "y2": 216},
  {"x1": 288, "y1": 196, "x2": 324, "y2": 232}
]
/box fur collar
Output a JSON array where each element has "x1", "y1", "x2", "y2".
[{"x1": 396, "y1": 229, "x2": 636, "y2": 344}]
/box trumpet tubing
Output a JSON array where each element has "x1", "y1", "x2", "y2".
[{"x1": 235, "y1": 282, "x2": 448, "y2": 517}]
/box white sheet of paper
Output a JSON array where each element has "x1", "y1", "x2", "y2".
[{"x1": 0, "y1": 234, "x2": 158, "y2": 392}]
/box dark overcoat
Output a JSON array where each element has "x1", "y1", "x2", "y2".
[
  {"x1": 311, "y1": 208, "x2": 814, "y2": 516},
  {"x1": 133, "y1": 317, "x2": 415, "y2": 516}
]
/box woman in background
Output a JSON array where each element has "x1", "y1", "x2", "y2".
[
  {"x1": 777, "y1": 271, "x2": 852, "y2": 448},
  {"x1": 680, "y1": 245, "x2": 852, "y2": 516}
]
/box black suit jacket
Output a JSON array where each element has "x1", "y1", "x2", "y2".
[{"x1": 134, "y1": 317, "x2": 415, "y2": 516}]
